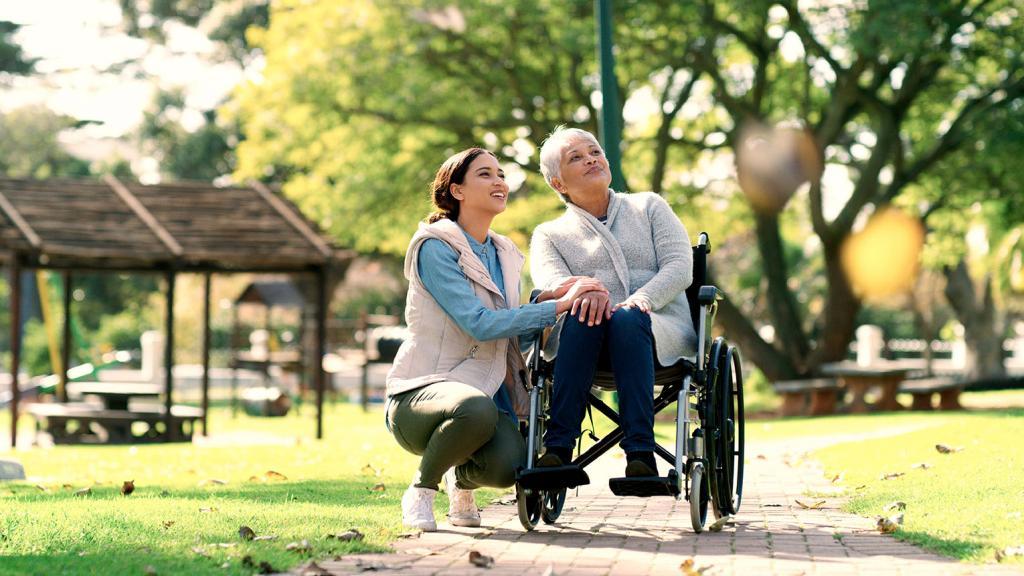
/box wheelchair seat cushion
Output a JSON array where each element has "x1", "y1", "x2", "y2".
[{"x1": 590, "y1": 358, "x2": 695, "y2": 391}]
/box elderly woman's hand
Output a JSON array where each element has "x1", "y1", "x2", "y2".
[
  {"x1": 554, "y1": 278, "x2": 607, "y2": 315},
  {"x1": 613, "y1": 295, "x2": 652, "y2": 314},
  {"x1": 571, "y1": 290, "x2": 613, "y2": 326}
]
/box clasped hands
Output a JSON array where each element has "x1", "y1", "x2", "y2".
[{"x1": 541, "y1": 276, "x2": 651, "y2": 326}]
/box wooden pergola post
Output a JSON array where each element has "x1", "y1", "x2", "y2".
[
  {"x1": 201, "y1": 272, "x2": 212, "y2": 436},
  {"x1": 7, "y1": 252, "x2": 21, "y2": 449},
  {"x1": 60, "y1": 271, "x2": 72, "y2": 403},
  {"x1": 315, "y1": 267, "x2": 327, "y2": 440},
  {"x1": 164, "y1": 269, "x2": 176, "y2": 440}
]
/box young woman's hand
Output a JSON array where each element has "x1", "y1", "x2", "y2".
[
  {"x1": 538, "y1": 276, "x2": 605, "y2": 302},
  {"x1": 554, "y1": 278, "x2": 607, "y2": 315}
]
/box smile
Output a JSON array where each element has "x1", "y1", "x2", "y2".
[{"x1": 490, "y1": 192, "x2": 506, "y2": 199}]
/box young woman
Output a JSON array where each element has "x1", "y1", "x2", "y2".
[{"x1": 385, "y1": 147, "x2": 605, "y2": 531}]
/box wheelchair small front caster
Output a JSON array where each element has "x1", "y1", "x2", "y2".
[
  {"x1": 688, "y1": 463, "x2": 709, "y2": 532},
  {"x1": 516, "y1": 484, "x2": 542, "y2": 530}
]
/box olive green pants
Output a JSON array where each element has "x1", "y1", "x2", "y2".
[{"x1": 387, "y1": 381, "x2": 525, "y2": 491}]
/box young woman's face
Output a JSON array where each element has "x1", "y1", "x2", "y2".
[
  {"x1": 453, "y1": 153, "x2": 509, "y2": 215},
  {"x1": 554, "y1": 138, "x2": 611, "y2": 199}
]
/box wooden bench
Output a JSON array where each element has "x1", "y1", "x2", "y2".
[
  {"x1": 772, "y1": 378, "x2": 842, "y2": 416},
  {"x1": 26, "y1": 403, "x2": 203, "y2": 444},
  {"x1": 898, "y1": 378, "x2": 964, "y2": 410}
]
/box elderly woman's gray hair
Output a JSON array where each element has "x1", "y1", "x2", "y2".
[{"x1": 538, "y1": 126, "x2": 603, "y2": 195}]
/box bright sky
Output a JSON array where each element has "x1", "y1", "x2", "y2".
[{"x1": 0, "y1": 0, "x2": 242, "y2": 159}]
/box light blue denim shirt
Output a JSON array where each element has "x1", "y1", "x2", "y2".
[{"x1": 417, "y1": 229, "x2": 556, "y2": 417}]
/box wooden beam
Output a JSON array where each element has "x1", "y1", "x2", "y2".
[
  {"x1": 164, "y1": 270, "x2": 176, "y2": 441},
  {"x1": 249, "y1": 181, "x2": 333, "y2": 259},
  {"x1": 104, "y1": 175, "x2": 184, "y2": 257},
  {"x1": 0, "y1": 190, "x2": 42, "y2": 249},
  {"x1": 60, "y1": 271, "x2": 72, "y2": 403},
  {"x1": 8, "y1": 252, "x2": 21, "y2": 448},
  {"x1": 201, "y1": 272, "x2": 212, "y2": 437}
]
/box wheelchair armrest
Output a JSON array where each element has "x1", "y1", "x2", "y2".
[{"x1": 698, "y1": 285, "x2": 724, "y2": 305}]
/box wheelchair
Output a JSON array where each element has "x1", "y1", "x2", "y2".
[{"x1": 515, "y1": 232, "x2": 745, "y2": 533}]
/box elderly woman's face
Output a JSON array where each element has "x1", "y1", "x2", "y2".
[{"x1": 555, "y1": 138, "x2": 611, "y2": 198}]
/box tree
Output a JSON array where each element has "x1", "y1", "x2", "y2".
[
  {"x1": 231, "y1": 0, "x2": 1024, "y2": 379},
  {"x1": 138, "y1": 88, "x2": 235, "y2": 181},
  {"x1": 0, "y1": 20, "x2": 34, "y2": 75},
  {"x1": 0, "y1": 106, "x2": 92, "y2": 179}
]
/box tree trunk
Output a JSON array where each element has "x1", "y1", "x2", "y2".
[
  {"x1": 943, "y1": 259, "x2": 1006, "y2": 381},
  {"x1": 714, "y1": 294, "x2": 798, "y2": 381},
  {"x1": 754, "y1": 212, "x2": 810, "y2": 364},
  {"x1": 807, "y1": 241, "x2": 861, "y2": 371}
]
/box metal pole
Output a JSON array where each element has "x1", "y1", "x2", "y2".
[
  {"x1": 60, "y1": 271, "x2": 72, "y2": 403},
  {"x1": 201, "y1": 272, "x2": 212, "y2": 436},
  {"x1": 164, "y1": 270, "x2": 176, "y2": 441},
  {"x1": 8, "y1": 253, "x2": 22, "y2": 449},
  {"x1": 596, "y1": 0, "x2": 626, "y2": 191}
]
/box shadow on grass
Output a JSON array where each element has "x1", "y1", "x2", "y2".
[{"x1": 894, "y1": 530, "x2": 990, "y2": 561}]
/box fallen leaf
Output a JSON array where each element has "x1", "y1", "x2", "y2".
[
  {"x1": 253, "y1": 535, "x2": 278, "y2": 541},
  {"x1": 680, "y1": 557, "x2": 712, "y2": 575},
  {"x1": 911, "y1": 462, "x2": 932, "y2": 470},
  {"x1": 215, "y1": 543, "x2": 236, "y2": 548},
  {"x1": 707, "y1": 515, "x2": 734, "y2": 532},
  {"x1": 396, "y1": 531, "x2": 421, "y2": 539},
  {"x1": 35, "y1": 485, "x2": 49, "y2": 493},
  {"x1": 876, "y1": 513, "x2": 903, "y2": 534},
  {"x1": 360, "y1": 464, "x2": 381, "y2": 476},
  {"x1": 854, "y1": 484, "x2": 867, "y2": 490},
  {"x1": 264, "y1": 470, "x2": 287, "y2": 481},
  {"x1": 121, "y1": 480, "x2": 135, "y2": 496},
  {"x1": 143, "y1": 565, "x2": 157, "y2": 576},
  {"x1": 191, "y1": 546, "x2": 209, "y2": 557},
  {"x1": 829, "y1": 473, "x2": 844, "y2": 484},
  {"x1": 74, "y1": 487, "x2": 91, "y2": 497},
  {"x1": 468, "y1": 550, "x2": 494, "y2": 568},
  {"x1": 795, "y1": 499, "x2": 826, "y2": 510},
  {"x1": 297, "y1": 561, "x2": 331, "y2": 576},
  {"x1": 996, "y1": 545, "x2": 1024, "y2": 562},
  {"x1": 285, "y1": 539, "x2": 312, "y2": 554},
  {"x1": 763, "y1": 503, "x2": 783, "y2": 507},
  {"x1": 755, "y1": 454, "x2": 767, "y2": 460},
  {"x1": 198, "y1": 507, "x2": 218, "y2": 513},
  {"x1": 490, "y1": 494, "x2": 517, "y2": 505},
  {"x1": 370, "y1": 483, "x2": 386, "y2": 492},
  {"x1": 61, "y1": 484, "x2": 73, "y2": 490},
  {"x1": 935, "y1": 444, "x2": 963, "y2": 454},
  {"x1": 880, "y1": 472, "x2": 905, "y2": 481},
  {"x1": 326, "y1": 529, "x2": 363, "y2": 542},
  {"x1": 198, "y1": 479, "x2": 227, "y2": 487},
  {"x1": 161, "y1": 521, "x2": 175, "y2": 529},
  {"x1": 239, "y1": 526, "x2": 256, "y2": 541},
  {"x1": 885, "y1": 501, "x2": 907, "y2": 512}
]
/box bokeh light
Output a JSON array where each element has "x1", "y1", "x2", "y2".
[
  {"x1": 841, "y1": 207, "x2": 925, "y2": 301},
  {"x1": 736, "y1": 122, "x2": 823, "y2": 215}
]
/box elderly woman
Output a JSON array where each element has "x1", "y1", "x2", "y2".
[{"x1": 530, "y1": 126, "x2": 698, "y2": 477}]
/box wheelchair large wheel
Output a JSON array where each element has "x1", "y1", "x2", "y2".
[
  {"x1": 710, "y1": 345, "x2": 744, "y2": 516},
  {"x1": 688, "y1": 462, "x2": 709, "y2": 532},
  {"x1": 517, "y1": 484, "x2": 542, "y2": 531},
  {"x1": 541, "y1": 487, "x2": 566, "y2": 524}
]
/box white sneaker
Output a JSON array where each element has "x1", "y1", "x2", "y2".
[
  {"x1": 444, "y1": 467, "x2": 481, "y2": 527},
  {"x1": 401, "y1": 484, "x2": 438, "y2": 531}
]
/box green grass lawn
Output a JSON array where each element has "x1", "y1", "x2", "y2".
[{"x1": 0, "y1": 403, "x2": 501, "y2": 576}]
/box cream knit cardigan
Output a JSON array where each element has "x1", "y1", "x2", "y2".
[{"x1": 530, "y1": 190, "x2": 697, "y2": 365}]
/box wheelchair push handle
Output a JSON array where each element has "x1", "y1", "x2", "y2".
[{"x1": 697, "y1": 231, "x2": 711, "y2": 253}]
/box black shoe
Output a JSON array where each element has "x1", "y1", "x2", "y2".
[
  {"x1": 537, "y1": 447, "x2": 572, "y2": 468},
  {"x1": 625, "y1": 451, "x2": 658, "y2": 477}
]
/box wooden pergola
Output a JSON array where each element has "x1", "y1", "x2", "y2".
[{"x1": 0, "y1": 175, "x2": 353, "y2": 447}]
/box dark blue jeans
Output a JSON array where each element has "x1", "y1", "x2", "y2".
[{"x1": 544, "y1": 307, "x2": 656, "y2": 455}]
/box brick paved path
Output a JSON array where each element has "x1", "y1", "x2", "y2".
[{"x1": 309, "y1": 431, "x2": 1024, "y2": 576}]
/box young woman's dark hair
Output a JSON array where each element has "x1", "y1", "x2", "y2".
[{"x1": 427, "y1": 147, "x2": 495, "y2": 224}]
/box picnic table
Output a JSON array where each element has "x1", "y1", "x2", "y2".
[
  {"x1": 819, "y1": 361, "x2": 909, "y2": 413},
  {"x1": 66, "y1": 382, "x2": 163, "y2": 410}
]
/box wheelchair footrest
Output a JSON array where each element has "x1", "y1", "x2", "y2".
[
  {"x1": 517, "y1": 465, "x2": 590, "y2": 490},
  {"x1": 609, "y1": 475, "x2": 681, "y2": 497}
]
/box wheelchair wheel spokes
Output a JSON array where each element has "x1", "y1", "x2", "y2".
[{"x1": 541, "y1": 488, "x2": 566, "y2": 524}]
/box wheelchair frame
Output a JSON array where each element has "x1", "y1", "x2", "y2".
[{"x1": 515, "y1": 232, "x2": 745, "y2": 533}]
